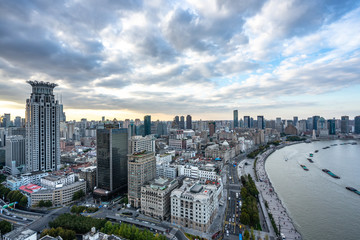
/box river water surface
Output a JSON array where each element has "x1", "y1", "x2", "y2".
[{"x1": 265, "y1": 140, "x2": 360, "y2": 240}]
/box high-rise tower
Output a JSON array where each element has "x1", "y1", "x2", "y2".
[
  {"x1": 25, "y1": 81, "x2": 60, "y2": 172},
  {"x1": 144, "y1": 115, "x2": 151, "y2": 136},
  {"x1": 233, "y1": 110, "x2": 238, "y2": 128},
  {"x1": 186, "y1": 115, "x2": 192, "y2": 130}
]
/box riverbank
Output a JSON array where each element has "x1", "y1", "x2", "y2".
[{"x1": 255, "y1": 145, "x2": 302, "y2": 240}]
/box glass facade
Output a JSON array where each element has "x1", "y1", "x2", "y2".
[{"x1": 96, "y1": 128, "x2": 128, "y2": 194}]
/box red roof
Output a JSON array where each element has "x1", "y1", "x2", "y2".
[{"x1": 19, "y1": 184, "x2": 42, "y2": 194}]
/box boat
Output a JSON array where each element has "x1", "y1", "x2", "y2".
[
  {"x1": 322, "y1": 146, "x2": 330, "y2": 149},
  {"x1": 322, "y1": 169, "x2": 340, "y2": 179},
  {"x1": 314, "y1": 150, "x2": 319, "y2": 153},
  {"x1": 346, "y1": 187, "x2": 360, "y2": 195},
  {"x1": 351, "y1": 142, "x2": 358, "y2": 145},
  {"x1": 309, "y1": 153, "x2": 313, "y2": 157},
  {"x1": 307, "y1": 158, "x2": 314, "y2": 163},
  {"x1": 300, "y1": 165, "x2": 309, "y2": 171}
]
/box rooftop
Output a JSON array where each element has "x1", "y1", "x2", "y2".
[{"x1": 3, "y1": 227, "x2": 36, "y2": 240}]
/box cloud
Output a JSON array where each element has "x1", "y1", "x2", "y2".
[{"x1": 0, "y1": 0, "x2": 359, "y2": 119}]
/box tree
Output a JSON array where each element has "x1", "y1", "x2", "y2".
[
  {"x1": 19, "y1": 195, "x2": 28, "y2": 207},
  {"x1": 250, "y1": 227, "x2": 255, "y2": 240},
  {"x1": 0, "y1": 220, "x2": 12, "y2": 235},
  {"x1": 72, "y1": 190, "x2": 85, "y2": 201},
  {"x1": 243, "y1": 229, "x2": 250, "y2": 240}
]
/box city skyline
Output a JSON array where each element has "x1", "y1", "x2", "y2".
[{"x1": 1, "y1": 1, "x2": 360, "y2": 120}]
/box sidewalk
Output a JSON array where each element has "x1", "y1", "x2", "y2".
[{"x1": 255, "y1": 149, "x2": 302, "y2": 240}]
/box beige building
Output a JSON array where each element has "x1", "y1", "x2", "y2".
[
  {"x1": 31, "y1": 180, "x2": 86, "y2": 207},
  {"x1": 141, "y1": 178, "x2": 178, "y2": 220},
  {"x1": 171, "y1": 178, "x2": 220, "y2": 232},
  {"x1": 128, "y1": 151, "x2": 156, "y2": 208}
]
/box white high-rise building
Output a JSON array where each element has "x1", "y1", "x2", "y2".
[{"x1": 25, "y1": 81, "x2": 60, "y2": 172}]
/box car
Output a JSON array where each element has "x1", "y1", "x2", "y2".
[
  {"x1": 226, "y1": 230, "x2": 229, "y2": 237},
  {"x1": 281, "y1": 233, "x2": 286, "y2": 239}
]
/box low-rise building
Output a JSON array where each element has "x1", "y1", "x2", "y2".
[
  {"x1": 79, "y1": 166, "x2": 97, "y2": 193},
  {"x1": 41, "y1": 173, "x2": 75, "y2": 189},
  {"x1": 31, "y1": 180, "x2": 86, "y2": 207},
  {"x1": 178, "y1": 164, "x2": 219, "y2": 181},
  {"x1": 6, "y1": 171, "x2": 49, "y2": 190},
  {"x1": 3, "y1": 227, "x2": 37, "y2": 240},
  {"x1": 170, "y1": 178, "x2": 221, "y2": 232},
  {"x1": 141, "y1": 178, "x2": 179, "y2": 220},
  {"x1": 156, "y1": 163, "x2": 177, "y2": 179}
]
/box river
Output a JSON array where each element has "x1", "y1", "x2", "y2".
[{"x1": 265, "y1": 140, "x2": 360, "y2": 240}]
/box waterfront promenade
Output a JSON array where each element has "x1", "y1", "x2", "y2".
[{"x1": 255, "y1": 147, "x2": 302, "y2": 240}]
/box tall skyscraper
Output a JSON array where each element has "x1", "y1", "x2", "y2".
[
  {"x1": 244, "y1": 116, "x2": 250, "y2": 128},
  {"x1": 14, "y1": 116, "x2": 22, "y2": 127},
  {"x1": 313, "y1": 116, "x2": 320, "y2": 131},
  {"x1": 341, "y1": 116, "x2": 349, "y2": 133},
  {"x1": 174, "y1": 116, "x2": 179, "y2": 129},
  {"x1": 233, "y1": 110, "x2": 238, "y2": 128},
  {"x1": 293, "y1": 116, "x2": 298, "y2": 127},
  {"x1": 59, "y1": 95, "x2": 66, "y2": 122},
  {"x1": 144, "y1": 115, "x2": 151, "y2": 136},
  {"x1": 186, "y1": 115, "x2": 192, "y2": 130},
  {"x1": 180, "y1": 116, "x2": 185, "y2": 129},
  {"x1": 95, "y1": 128, "x2": 128, "y2": 199},
  {"x1": 3, "y1": 114, "x2": 11, "y2": 128},
  {"x1": 355, "y1": 116, "x2": 360, "y2": 134},
  {"x1": 257, "y1": 116, "x2": 265, "y2": 129},
  {"x1": 128, "y1": 152, "x2": 156, "y2": 208},
  {"x1": 208, "y1": 121, "x2": 216, "y2": 136},
  {"x1": 328, "y1": 119, "x2": 336, "y2": 135},
  {"x1": 25, "y1": 81, "x2": 60, "y2": 172}
]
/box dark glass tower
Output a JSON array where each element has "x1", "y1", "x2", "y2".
[
  {"x1": 96, "y1": 128, "x2": 128, "y2": 199},
  {"x1": 341, "y1": 116, "x2": 349, "y2": 133},
  {"x1": 355, "y1": 116, "x2": 360, "y2": 134},
  {"x1": 186, "y1": 115, "x2": 192, "y2": 130},
  {"x1": 144, "y1": 115, "x2": 151, "y2": 136},
  {"x1": 313, "y1": 116, "x2": 320, "y2": 130},
  {"x1": 244, "y1": 116, "x2": 250, "y2": 128},
  {"x1": 233, "y1": 110, "x2": 238, "y2": 128},
  {"x1": 328, "y1": 119, "x2": 336, "y2": 135},
  {"x1": 180, "y1": 116, "x2": 185, "y2": 129}
]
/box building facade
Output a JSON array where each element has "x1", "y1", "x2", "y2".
[
  {"x1": 186, "y1": 115, "x2": 192, "y2": 130},
  {"x1": 171, "y1": 179, "x2": 220, "y2": 232},
  {"x1": 355, "y1": 116, "x2": 360, "y2": 134},
  {"x1": 233, "y1": 110, "x2": 238, "y2": 128},
  {"x1": 31, "y1": 181, "x2": 86, "y2": 207},
  {"x1": 5, "y1": 135, "x2": 26, "y2": 175},
  {"x1": 128, "y1": 152, "x2": 156, "y2": 208},
  {"x1": 129, "y1": 135, "x2": 155, "y2": 154},
  {"x1": 140, "y1": 178, "x2": 179, "y2": 220},
  {"x1": 341, "y1": 116, "x2": 349, "y2": 134},
  {"x1": 96, "y1": 128, "x2": 128, "y2": 199},
  {"x1": 144, "y1": 115, "x2": 151, "y2": 136},
  {"x1": 25, "y1": 81, "x2": 60, "y2": 172}
]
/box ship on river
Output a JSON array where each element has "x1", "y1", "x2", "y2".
[{"x1": 322, "y1": 169, "x2": 340, "y2": 179}]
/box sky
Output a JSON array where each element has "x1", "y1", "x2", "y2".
[{"x1": 0, "y1": 0, "x2": 360, "y2": 121}]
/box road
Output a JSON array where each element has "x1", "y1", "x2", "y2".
[{"x1": 223, "y1": 153, "x2": 246, "y2": 239}]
